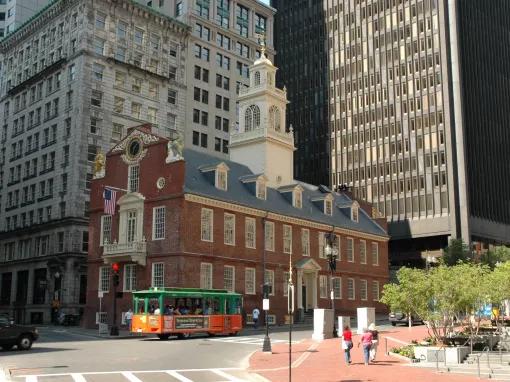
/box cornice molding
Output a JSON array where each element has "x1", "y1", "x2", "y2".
[{"x1": 184, "y1": 193, "x2": 389, "y2": 242}]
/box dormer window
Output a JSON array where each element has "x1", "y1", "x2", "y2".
[
  {"x1": 293, "y1": 188, "x2": 302, "y2": 209},
  {"x1": 216, "y1": 168, "x2": 228, "y2": 191},
  {"x1": 256, "y1": 178, "x2": 266, "y2": 200},
  {"x1": 351, "y1": 203, "x2": 359, "y2": 222},
  {"x1": 325, "y1": 199, "x2": 333, "y2": 216}
]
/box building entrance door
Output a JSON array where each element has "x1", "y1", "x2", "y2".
[{"x1": 302, "y1": 285, "x2": 307, "y2": 311}]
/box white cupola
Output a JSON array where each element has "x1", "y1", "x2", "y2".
[{"x1": 229, "y1": 46, "x2": 295, "y2": 188}]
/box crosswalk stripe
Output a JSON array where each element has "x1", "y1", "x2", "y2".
[
  {"x1": 122, "y1": 372, "x2": 144, "y2": 382},
  {"x1": 211, "y1": 369, "x2": 246, "y2": 382},
  {"x1": 25, "y1": 377, "x2": 37, "y2": 382},
  {"x1": 165, "y1": 370, "x2": 194, "y2": 382},
  {"x1": 71, "y1": 374, "x2": 87, "y2": 382}
]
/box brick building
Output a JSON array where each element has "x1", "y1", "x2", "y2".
[{"x1": 84, "y1": 53, "x2": 389, "y2": 328}]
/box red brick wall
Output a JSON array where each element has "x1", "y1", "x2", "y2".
[{"x1": 84, "y1": 129, "x2": 389, "y2": 328}]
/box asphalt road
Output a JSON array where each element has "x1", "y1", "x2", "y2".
[{"x1": 0, "y1": 326, "x2": 313, "y2": 382}]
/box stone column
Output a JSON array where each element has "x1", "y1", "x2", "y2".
[
  {"x1": 10, "y1": 269, "x2": 17, "y2": 306},
  {"x1": 313, "y1": 271, "x2": 318, "y2": 309},
  {"x1": 296, "y1": 270, "x2": 303, "y2": 309},
  {"x1": 26, "y1": 268, "x2": 34, "y2": 306}
]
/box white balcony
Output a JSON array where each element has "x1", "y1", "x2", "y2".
[{"x1": 103, "y1": 240, "x2": 147, "y2": 266}]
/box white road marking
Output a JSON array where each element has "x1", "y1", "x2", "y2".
[
  {"x1": 71, "y1": 373, "x2": 87, "y2": 382},
  {"x1": 0, "y1": 368, "x2": 7, "y2": 382},
  {"x1": 211, "y1": 369, "x2": 245, "y2": 382},
  {"x1": 291, "y1": 342, "x2": 320, "y2": 368},
  {"x1": 165, "y1": 370, "x2": 194, "y2": 382},
  {"x1": 121, "y1": 372, "x2": 144, "y2": 382},
  {"x1": 208, "y1": 337, "x2": 295, "y2": 346},
  {"x1": 17, "y1": 368, "x2": 245, "y2": 381}
]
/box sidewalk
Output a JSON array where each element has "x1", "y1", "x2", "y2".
[{"x1": 249, "y1": 325, "x2": 490, "y2": 382}]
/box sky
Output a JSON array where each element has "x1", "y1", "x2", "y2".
[{"x1": 260, "y1": 0, "x2": 270, "y2": 4}]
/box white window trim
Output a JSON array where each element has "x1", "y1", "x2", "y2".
[
  {"x1": 359, "y1": 240, "x2": 367, "y2": 264},
  {"x1": 245, "y1": 217, "x2": 256, "y2": 249},
  {"x1": 283, "y1": 224, "x2": 292, "y2": 254},
  {"x1": 372, "y1": 242, "x2": 379, "y2": 266},
  {"x1": 372, "y1": 280, "x2": 380, "y2": 301},
  {"x1": 318, "y1": 232, "x2": 325, "y2": 258},
  {"x1": 123, "y1": 264, "x2": 136, "y2": 292},
  {"x1": 319, "y1": 275, "x2": 328, "y2": 299},
  {"x1": 98, "y1": 266, "x2": 110, "y2": 292},
  {"x1": 200, "y1": 262, "x2": 213, "y2": 289},
  {"x1": 283, "y1": 271, "x2": 290, "y2": 297},
  {"x1": 332, "y1": 276, "x2": 342, "y2": 299},
  {"x1": 223, "y1": 265, "x2": 235, "y2": 292},
  {"x1": 256, "y1": 179, "x2": 266, "y2": 200},
  {"x1": 264, "y1": 221, "x2": 274, "y2": 251},
  {"x1": 324, "y1": 199, "x2": 333, "y2": 216},
  {"x1": 224, "y1": 213, "x2": 236, "y2": 246},
  {"x1": 347, "y1": 237, "x2": 354, "y2": 262},
  {"x1": 301, "y1": 228, "x2": 310, "y2": 256},
  {"x1": 215, "y1": 168, "x2": 228, "y2": 190},
  {"x1": 99, "y1": 215, "x2": 112, "y2": 247},
  {"x1": 152, "y1": 206, "x2": 166, "y2": 240},
  {"x1": 264, "y1": 269, "x2": 275, "y2": 296},
  {"x1": 360, "y1": 279, "x2": 368, "y2": 301},
  {"x1": 292, "y1": 189, "x2": 302, "y2": 208},
  {"x1": 347, "y1": 278, "x2": 355, "y2": 300},
  {"x1": 151, "y1": 262, "x2": 164, "y2": 288},
  {"x1": 245, "y1": 267, "x2": 256, "y2": 295},
  {"x1": 201, "y1": 208, "x2": 213, "y2": 242},
  {"x1": 351, "y1": 205, "x2": 359, "y2": 222}
]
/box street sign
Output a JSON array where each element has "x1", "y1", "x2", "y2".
[
  {"x1": 263, "y1": 298, "x2": 270, "y2": 311},
  {"x1": 98, "y1": 291, "x2": 104, "y2": 298}
]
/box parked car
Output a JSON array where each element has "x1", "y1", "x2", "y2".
[
  {"x1": 389, "y1": 312, "x2": 424, "y2": 326},
  {"x1": 0, "y1": 315, "x2": 39, "y2": 351}
]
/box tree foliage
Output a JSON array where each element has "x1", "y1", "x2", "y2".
[
  {"x1": 480, "y1": 246, "x2": 510, "y2": 269},
  {"x1": 441, "y1": 238, "x2": 472, "y2": 266},
  {"x1": 381, "y1": 262, "x2": 502, "y2": 345}
]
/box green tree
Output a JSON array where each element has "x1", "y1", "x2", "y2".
[
  {"x1": 480, "y1": 246, "x2": 510, "y2": 269},
  {"x1": 381, "y1": 263, "x2": 491, "y2": 344},
  {"x1": 442, "y1": 238, "x2": 471, "y2": 266}
]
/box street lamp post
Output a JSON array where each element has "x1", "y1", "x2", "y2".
[{"x1": 324, "y1": 233, "x2": 338, "y2": 338}]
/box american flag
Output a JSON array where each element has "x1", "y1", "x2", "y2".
[{"x1": 103, "y1": 188, "x2": 117, "y2": 215}]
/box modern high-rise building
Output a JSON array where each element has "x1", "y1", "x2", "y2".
[
  {"x1": 0, "y1": 0, "x2": 50, "y2": 38},
  {"x1": 0, "y1": 0, "x2": 188, "y2": 324},
  {"x1": 271, "y1": 0, "x2": 330, "y2": 186},
  {"x1": 136, "y1": 0, "x2": 275, "y2": 157},
  {"x1": 272, "y1": 0, "x2": 510, "y2": 264}
]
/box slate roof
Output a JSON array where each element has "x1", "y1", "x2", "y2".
[{"x1": 183, "y1": 149, "x2": 387, "y2": 238}]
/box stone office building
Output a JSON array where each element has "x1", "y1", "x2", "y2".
[
  {"x1": 272, "y1": 0, "x2": 510, "y2": 265},
  {"x1": 84, "y1": 53, "x2": 388, "y2": 329},
  {"x1": 0, "y1": 0, "x2": 188, "y2": 324},
  {"x1": 138, "y1": 0, "x2": 276, "y2": 158}
]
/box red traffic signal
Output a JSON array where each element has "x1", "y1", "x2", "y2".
[{"x1": 111, "y1": 263, "x2": 120, "y2": 273}]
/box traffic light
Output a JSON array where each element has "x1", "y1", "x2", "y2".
[
  {"x1": 112, "y1": 263, "x2": 120, "y2": 287},
  {"x1": 262, "y1": 284, "x2": 270, "y2": 299}
]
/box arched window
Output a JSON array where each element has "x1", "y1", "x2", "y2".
[
  {"x1": 267, "y1": 73, "x2": 273, "y2": 86},
  {"x1": 269, "y1": 106, "x2": 281, "y2": 131},
  {"x1": 245, "y1": 105, "x2": 261, "y2": 131},
  {"x1": 254, "y1": 71, "x2": 261, "y2": 86}
]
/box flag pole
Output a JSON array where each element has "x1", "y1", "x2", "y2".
[{"x1": 103, "y1": 185, "x2": 129, "y2": 193}]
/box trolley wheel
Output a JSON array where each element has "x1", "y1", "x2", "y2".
[
  {"x1": 177, "y1": 333, "x2": 190, "y2": 340},
  {"x1": 207, "y1": 332, "x2": 216, "y2": 337},
  {"x1": 157, "y1": 334, "x2": 170, "y2": 340},
  {"x1": 228, "y1": 332, "x2": 238, "y2": 337}
]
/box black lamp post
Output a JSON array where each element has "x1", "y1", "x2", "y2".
[{"x1": 324, "y1": 233, "x2": 338, "y2": 337}]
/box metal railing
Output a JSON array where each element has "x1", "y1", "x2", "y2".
[{"x1": 473, "y1": 346, "x2": 491, "y2": 379}]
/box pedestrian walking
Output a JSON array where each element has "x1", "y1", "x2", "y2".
[
  {"x1": 252, "y1": 307, "x2": 260, "y2": 329},
  {"x1": 368, "y1": 323, "x2": 379, "y2": 362},
  {"x1": 358, "y1": 328, "x2": 373, "y2": 365},
  {"x1": 125, "y1": 309, "x2": 133, "y2": 333},
  {"x1": 341, "y1": 325, "x2": 353, "y2": 364}
]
